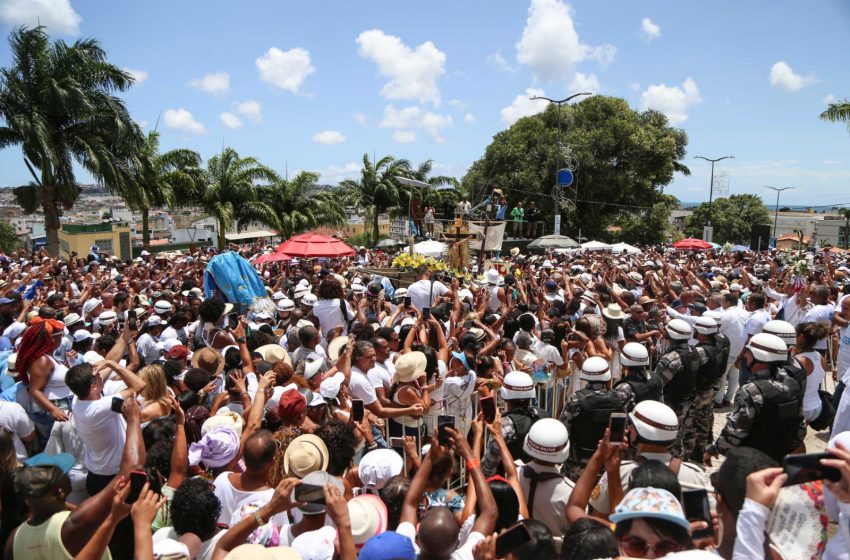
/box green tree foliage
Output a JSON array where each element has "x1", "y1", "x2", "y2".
[
  {"x1": 617, "y1": 194, "x2": 680, "y2": 245},
  {"x1": 260, "y1": 171, "x2": 347, "y2": 238},
  {"x1": 340, "y1": 154, "x2": 412, "y2": 243},
  {"x1": 0, "y1": 221, "x2": 22, "y2": 253},
  {"x1": 684, "y1": 194, "x2": 770, "y2": 244},
  {"x1": 0, "y1": 26, "x2": 141, "y2": 256},
  {"x1": 820, "y1": 99, "x2": 850, "y2": 133},
  {"x1": 461, "y1": 96, "x2": 689, "y2": 241}
]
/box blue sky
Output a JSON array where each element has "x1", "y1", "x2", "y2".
[{"x1": 1, "y1": 0, "x2": 849, "y2": 207}]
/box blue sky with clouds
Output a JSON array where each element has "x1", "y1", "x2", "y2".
[{"x1": 1, "y1": 0, "x2": 849, "y2": 206}]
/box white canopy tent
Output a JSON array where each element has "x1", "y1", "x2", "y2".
[
  {"x1": 581, "y1": 240, "x2": 613, "y2": 251},
  {"x1": 611, "y1": 242, "x2": 642, "y2": 255}
]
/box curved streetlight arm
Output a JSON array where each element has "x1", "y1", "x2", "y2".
[{"x1": 530, "y1": 92, "x2": 593, "y2": 104}]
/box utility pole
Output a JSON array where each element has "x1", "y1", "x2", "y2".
[
  {"x1": 694, "y1": 155, "x2": 734, "y2": 242},
  {"x1": 765, "y1": 186, "x2": 793, "y2": 248}
]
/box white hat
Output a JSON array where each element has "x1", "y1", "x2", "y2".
[
  {"x1": 629, "y1": 400, "x2": 679, "y2": 444},
  {"x1": 307, "y1": 393, "x2": 326, "y2": 408},
  {"x1": 523, "y1": 418, "x2": 569, "y2": 463},
  {"x1": 393, "y1": 288, "x2": 408, "y2": 298},
  {"x1": 621, "y1": 342, "x2": 650, "y2": 368},
  {"x1": 500, "y1": 371, "x2": 535, "y2": 400},
  {"x1": 729, "y1": 283, "x2": 743, "y2": 292},
  {"x1": 63, "y1": 313, "x2": 84, "y2": 327},
  {"x1": 601, "y1": 303, "x2": 624, "y2": 320},
  {"x1": 762, "y1": 320, "x2": 796, "y2": 347},
  {"x1": 580, "y1": 356, "x2": 611, "y2": 382},
  {"x1": 291, "y1": 525, "x2": 336, "y2": 560},
  {"x1": 485, "y1": 268, "x2": 500, "y2": 285},
  {"x1": 298, "y1": 279, "x2": 311, "y2": 289},
  {"x1": 358, "y1": 449, "x2": 404, "y2": 490},
  {"x1": 665, "y1": 318, "x2": 692, "y2": 341},
  {"x1": 253, "y1": 310, "x2": 273, "y2": 320},
  {"x1": 351, "y1": 282, "x2": 366, "y2": 294},
  {"x1": 154, "y1": 300, "x2": 173, "y2": 314},
  {"x1": 278, "y1": 298, "x2": 295, "y2": 312},
  {"x1": 703, "y1": 309, "x2": 723, "y2": 322},
  {"x1": 272, "y1": 291, "x2": 286, "y2": 301},
  {"x1": 140, "y1": 250, "x2": 151, "y2": 256},
  {"x1": 98, "y1": 310, "x2": 117, "y2": 325},
  {"x1": 693, "y1": 316, "x2": 719, "y2": 335},
  {"x1": 319, "y1": 372, "x2": 344, "y2": 399},
  {"x1": 72, "y1": 330, "x2": 93, "y2": 343},
  {"x1": 147, "y1": 315, "x2": 164, "y2": 327},
  {"x1": 458, "y1": 288, "x2": 474, "y2": 302},
  {"x1": 82, "y1": 298, "x2": 102, "y2": 316},
  {"x1": 303, "y1": 358, "x2": 324, "y2": 380},
  {"x1": 301, "y1": 293, "x2": 317, "y2": 307},
  {"x1": 293, "y1": 288, "x2": 307, "y2": 300},
  {"x1": 541, "y1": 259, "x2": 553, "y2": 269},
  {"x1": 746, "y1": 332, "x2": 788, "y2": 363}
]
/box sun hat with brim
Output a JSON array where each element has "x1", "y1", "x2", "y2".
[
  {"x1": 202, "y1": 410, "x2": 245, "y2": 438},
  {"x1": 359, "y1": 449, "x2": 404, "y2": 492},
  {"x1": 319, "y1": 372, "x2": 345, "y2": 399},
  {"x1": 348, "y1": 494, "x2": 388, "y2": 547},
  {"x1": 224, "y1": 544, "x2": 302, "y2": 560},
  {"x1": 609, "y1": 486, "x2": 690, "y2": 530},
  {"x1": 601, "y1": 303, "x2": 624, "y2": 320},
  {"x1": 98, "y1": 310, "x2": 118, "y2": 325},
  {"x1": 293, "y1": 471, "x2": 345, "y2": 515},
  {"x1": 393, "y1": 351, "x2": 427, "y2": 383},
  {"x1": 449, "y1": 351, "x2": 471, "y2": 371},
  {"x1": 284, "y1": 434, "x2": 329, "y2": 478},
  {"x1": 14, "y1": 452, "x2": 76, "y2": 498},
  {"x1": 63, "y1": 313, "x2": 84, "y2": 327},
  {"x1": 192, "y1": 347, "x2": 225, "y2": 375},
  {"x1": 327, "y1": 336, "x2": 348, "y2": 363},
  {"x1": 307, "y1": 393, "x2": 326, "y2": 408},
  {"x1": 304, "y1": 358, "x2": 325, "y2": 380},
  {"x1": 256, "y1": 344, "x2": 291, "y2": 366}
]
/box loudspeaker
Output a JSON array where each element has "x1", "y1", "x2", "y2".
[{"x1": 750, "y1": 224, "x2": 771, "y2": 251}]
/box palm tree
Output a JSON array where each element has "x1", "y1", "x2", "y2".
[
  {"x1": 839, "y1": 207, "x2": 850, "y2": 250},
  {"x1": 820, "y1": 99, "x2": 850, "y2": 133},
  {"x1": 124, "y1": 131, "x2": 201, "y2": 248},
  {"x1": 260, "y1": 171, "x2": 346, "y2": 238},
  {"x1": 0, "y1": 26, "x2": 141, "y2": 256},
  {"x1": 339, "y1": 154, "x2": 411, "y2": 242},
  {"x1": 408, "y1": 159, "x2": 458, "y2": 204},
  {"x1": 194, "y1": 148, "x2": 279, "y2": 249}
]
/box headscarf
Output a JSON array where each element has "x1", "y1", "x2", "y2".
[
  {"x1": 187, "y1": 426, "x2": 240, "y2": 468},
  {"x1": 184, "y1": 405, "x2": 211, "y2": 445}
]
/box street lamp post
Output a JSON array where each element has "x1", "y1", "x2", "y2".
[
  {"x1": 765, "y1": 186, "x2": 793, "y2": 248},
  {"x1": 694, "y1": 155, "x2": 734, "y2": 243},
  {"x1": 531, "y1": 92, "x2": 592, "y2": 234}
]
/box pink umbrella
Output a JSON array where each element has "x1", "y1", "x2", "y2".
[
  {"x1": 275, "y1": 234, "x2": 356, "y2": 258},
  {"x1": 672, "y1": 238, "x2": 713, "y2": 250}
]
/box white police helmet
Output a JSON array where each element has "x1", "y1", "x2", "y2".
[
  {"x1": 761, "y1": 320, "x2": 796, "y2": 347},
  {"x1": 523, "y1": 418, "x2": 570, "y2": 464},
  {"x1": 620, "y1": 342, "x2": 650, "y2": 368},
  {"x1": 628, "y1": 400, "x2": 679, "y2": 444},
  {"x1": 579, "y1": 356, "x2": 611, "y2": 382},
  {"x1": 746, "y1": 332, "x2": 788, "y2": 363},
  {"x1": 693, "y1": 316, "x2": 719, "y2": 335},
  {"x1": 665, "y1": 318, "x2": 693, "y2": 341},
  {"x1": 500, "y1": 371, "x2": 535, "y2": 400}
]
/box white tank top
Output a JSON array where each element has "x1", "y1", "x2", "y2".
[
  {"x1": 392, "y1": 385, "x2": 424, "y2": 428},
  {"x1": 487, "y1": 286, "x2": 501, "y2": 312},
  {"x1": 798, "y1": 350, "x2": 825, "y2": 420},
  {"x1": 41, "y1": 357, "x2": 73, "y2": 401}
]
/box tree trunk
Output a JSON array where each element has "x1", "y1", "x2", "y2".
[
  {"x1": 218, "y1": 217, "x2": 227, "y2": 250},
  {"x1": 142, "y1": 209, "x2": 150, "y2": 248},
  {"x1": 43, "y1": 184, "x2": 61, "y2": 257},
  {"x1": 372, "y1": 211, "x2": 379, "y2": 244}
]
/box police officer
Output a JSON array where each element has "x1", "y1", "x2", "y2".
[
  {"x1": 560, "y1": 357, "x2": 626, "y2": 481},
  {"x1": 686, "y1": 316, "x2": 730, "y2": 462},
  {"x1": 614, "y1": 342, "x2": 663, "y2": 410},
  {"x1": 762, "y1": 319, "x2": 808, "y2": 389},
  {"x1": 589, "y1": 400, "x2": 710, "y2": 516},
  {"x1": 517, "y1": 418, "x2": 574, "y2": 539},
  {"x1": 705, "y1": 332, "x2": 806, "y2": 465},
  {"x1": 482, "y1": 371, "x2": 539, "y2": 476},
  {"x1": 653, "y1": 318, "x2": 709, "y2": 457}
]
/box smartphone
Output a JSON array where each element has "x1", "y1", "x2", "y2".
[
  {"x1": 495, "y1": 522, "x2": 533, "y2": 557},
  {"x1": 422, "y1": 307, "x2": 431, "y2": 320},
  {"x1": 403, "y1": 296, "x2": 412, "y2": 308},
  {"x1": 437, "y1": 415, "x2": 455, "y2": 446},
  {"x1": 389, "y1": 437, "x2": 406, "y2": 448},
  {"x1": 110, "y1": 396, "x2": 124, "y2": 413},
  {"x1": 608, "y1": 412, "x2": 627, "y2": 446},
  {"x1": 480, "y1": 396, "x2": 497, "y2": 424},
  {"x1": 294, "y1": 482, "x2": 326, "y2": 504},
  {"x1": 126, "y1": 470, "x2": 148, "y2": 504},
  {"x1": 681, "y1": 489, "x2": 713, "y2": 539},
  {"x1": 127, "y1": 309, "x2": 137, "y2": 331},
  {"x1": 351, "y1": 399, "x2": 365, "y2": 422},
  {"x1": 783, "y1": 452, "x2": 842, "y2": 486},
  {"x1": 227, "y1": 312, "x2": 239, "y2": 330}
]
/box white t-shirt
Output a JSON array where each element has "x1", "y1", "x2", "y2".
[
  {"x1": 0, "y1": 401, "x2": 35, "y2": 460},
  {"x1": 532, "y1": 340, "x2": 564, "y2": 366},
  {"x1": 153, "y1": 527, "x2": 225, "y2": 560},
  {"x1": 137, "y1": 332, "x2": 163, "y2": 365},
  {"x1": 802, "y1": 304, "x2": 836, "y2": 350},
  {"x1": 72, "y1": 396, "x2": 128, "y2": 475},
  {"x1": 367, "y1": 362, "x2": 394, "y2": 392},
  {"x1": 349, "y1": 367, "x2": 378, "y2": 405},
  {"x1": 213, "y1": 471, "x2": 274, "y2": 525},
  {"x1": 396, "y1": 521, "x2": 485, "y2": 560},
  {"x1": 312, "y1": 298, "x2": 356, "y2": 338},
  {"x1": 838, "y1": 323, "x2": 850, "y2": 384},
  {"x1": 407, "y1": 279, "x2": 449, "y2": 312}
]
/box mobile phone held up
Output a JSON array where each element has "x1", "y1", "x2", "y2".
[
  {"x1": 228, "y1": 312, "x2": 239, "y2": 330},
  {"x1": 111, "y1": 396, "x2": 124, "y2": 413},
  {"x1": 608, "y1": 412, "x2": 627, "y2": 446},
  {"x1": 422, "y1": 307, "x2": 431, "y2": 321},
  {"x1": 495, "y1": 522, "x2": 532, "y2": 558},
  {"x1": 351, "y1": 399, "x2": 365, "y2": 422},
  {"x1": 681, "y1": 489, "x2": 713, "y2": 540},
  {"x1": 480, "y1": 396, "x2": 497, "y2": 424},
  {"x1": 437, "y1": 415, "x2": 455, "y2": 446},
  {"x1": 294, "y1": 482, "x2": 326, "y2": 505},
  {"x1": 126, "y1": 470, "x2": 148, "y2": 504},
  {"x1": 783, "y1": 452, "x2": 842, "y2": 486}
]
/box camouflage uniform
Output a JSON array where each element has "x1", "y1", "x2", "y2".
[
  {"x1": 654, "y1": 345, "x2": 709, "y2": 458},
  {"x1": 481, "y1": 408, "x2": 538, "y2": 477},
  {"x1": 686, "y1": 387, "x2": 716, "y2": 462},
  {"x1": 559, "y1": 383, "x2": 625, "y2": 481},
  {"x1": 707, "y1": 368, "x2": 806, "y2": 461}
]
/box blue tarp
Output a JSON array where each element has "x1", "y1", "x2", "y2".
[
  {"x1": 731, "y1": 244, "x2": 750, "y2": 252},
  {"x1": 203, "y1": 251, "x2": 266, "y2": 305}
]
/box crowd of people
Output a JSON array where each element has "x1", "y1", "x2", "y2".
[{"x1": 1, "y1": 240, "x2": 850, "y2": 559}]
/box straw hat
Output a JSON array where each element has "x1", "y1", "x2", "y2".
[
  {"x1": 283, "y1": 434, "x2": 329, "y2": 478},
  {"x1": 256, "y1": 344, "x2": 291, "y2": 366},
  {"x1": 602, "y1": 303, "x2": 624, "y2": 320},
  {"x1": 191, "y1": 347, "x2": 225, "y2": 375},
  {"x1": 327, "y1": 335, "x2": 349, "y2": 362},
  {"x1": 393, "y1": 351, "x2": 427, "y2": 383}
]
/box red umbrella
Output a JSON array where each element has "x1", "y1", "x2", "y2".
[
  {"x1": 253, "y1": 252, "x2": 292, "y2": 264},
  {"x1": 672, "y1": 238, "x2": 713, "y2": 250},
  {"x1": 276, "y1": 234, "x2": 356, "y2": 258}
]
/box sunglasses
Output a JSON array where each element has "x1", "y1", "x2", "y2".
[{"x1": 619, "y1": 535, "x2": 684, "y2": 558}]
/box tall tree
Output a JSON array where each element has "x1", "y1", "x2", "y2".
[
  {"x1": 340, "y1": 154, "x2": 411, "y2": 242},
  {"x1": 194, "y1": 148, "x2": 278, "y2": 249},
  {"x1": 461, "y1": 96, "x2": 689, "y2": 240},
  {"x1": 124, "y1": 131, "x2": 201, "y2": 247},
  {"x1": 260, "y1": 171, "x2": 346, "y2": 238},
  {"x1": 683, "y1": 194, "x2": 770, "y2": 244},
  {"x1": 0, "y1": 26, "x2": 141, "y2": 256},
  {"x1": 0, "y1": 221, "x2": 22, "y2": 253},
  {"x1": 820, "y1": 99, "x2": 850, "y2": 133},
  {"x1": 617, "y1": 194, "x2": 680, "y2": 245}
]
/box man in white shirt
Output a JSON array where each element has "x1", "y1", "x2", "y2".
[
  {"x1": 367, "y1": 336, "x2": 396, "y2": 408},
  {"x1": 0, "y1": 400, "x2": 36, "y2": 460},
  {"x1": 739, "y1": 292, "x2": 770, "y2": 385},
  {"x1": 137, "y1": 315, "x2": 165, "y2": 364},
  {"x1": 407, "y1": 265, "x2": 449, "y2": 312},
  {"x1": 349, "y1": 340, "x2": 423, "y2": 419},
  {"x1": 715, "y1": 293, "x2": 748, "y2": 406}
]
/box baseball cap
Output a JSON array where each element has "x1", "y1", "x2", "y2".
[
  {"x1": 609, "y1": 486, "x2": 690, "y2": 530},
  {"x1": 147, "y1": 315, "x2": 164, "y2": 327},
  {"x1": 359, "y1": 532, "x2": 416, "y2": 560},
  {"x1": 72, "y1": 330, "x2": 94, "y2": 343},
  {"x1": 294, "y1": 471, "x2": 344, "y2": 514},
  {"x1": 166, "y1": 344, "x2": 191, "y2": 360},
  {"x1": 14, "y1": 452, "x2": 75, "y2": 498}
]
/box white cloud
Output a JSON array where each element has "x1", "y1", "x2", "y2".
[
  {"x1": 515, "y1": 0, "x2": 616, "y2": 82},
  {"x1": 640, "y1": 78, "x2": 702, "y2": 124},
  {"x1": 319, "y1": 162, "x2": 361, "y2": 184},
  {"x1": 136, "y1": 119, "x2": 149, "y2": 130},
  {"x1": 124, "y1": 68, "x2": 149, "y2": 85},
  {"x1": 769, "y1": 61, "x2": 817, "y2": 92},
  {"x1": 256, "y1": 47, "x2": 315, "y2": 93},
  {"x1": 570, "y1": 72, "x2": 600, "y2": 94},
  {"x1": 353, "y1": 112, "x2": 369, "y2": 126},
  {"x1": 823, "y1": 93, "x2": 838, "y2": 105},
  {"x1": 640, "y1": 17, "x2": 661, "y2": 42},
  {"x1": 379, "y1": 105, "x2": 453, "y2": 142},
  {"x1": 313, "y1": 130, "x2": 347, "y2": 144},
  {"x1": 463, "y1": 113, "x2": 476, "y2": 124},
  {"x1": 488, "y1": 49, "x2": 516, "y2": 72},
  {"x1": 627, "y1": 82, "x2": 641, "y2": 92},
  {"x1": 500, "y1": 87, "x2": 547, "y2": 125},
  {"x1": 449, "y1": 99, "x2": 469, "y2": 110},
  {"x1": 235, "y1": 100, "x2": 262, "y2": 123},
  {"x1": 164, "y1": 108, "x2": 207, "y2": 135},
  {"x1": 0, "y1": 0, "x2": 81, "y2": 35},
  {"x1": 356, "y1": 29, "x2": 446, "y2": 106},
  {"x1": 220, "y1": 112, "x2": 243, "y2": 129},
  {"x1": 191, "y1": 72, "x2": 230, "y2": 96},
  {"x1": 393, "y1": 131, "x2": 417, "y2": 143}
]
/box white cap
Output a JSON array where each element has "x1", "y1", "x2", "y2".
[
  {"x1": 319, "y1": 372, "x2": 344, "y2": 399},
  {"x1": 154, "y1": 300, "x2": 173, "y2": 314},
  {"x1": 307, "y1": 393, "x2": 326, "y2": 408},
  {"x1": 746, "y1": 332, "x2": 788, "y2": 363},
  {"x1": 523, "y1": 418, "x2": 569, "y2": 463},
  {"x1": 665, "y1": 318, "x2": 692, "y2": 341},
  {"x1": 140, "y1": 250, "x2": 151, "y2": 256},
  {"x1": 621, "y1": 342, "x2": 650, "y2": 368},
  {"x1": 147, "y1": 315, "x2": 164, "y2": 327},
  {"x1": 729, "y1": 283, "x2": 743, "y2": 292},
  {"x1": 500, "y1": 371, "x2": 535, "y2": 400},
  {"x1": 629, "y1": 400, "x2": 679, "y2": 444},
  {"x1": 579, "y1": 356, "x2": 611, "y2": 382},
  {"x1": 72, "y1": 330, "x2": 93, "y2": 343}
]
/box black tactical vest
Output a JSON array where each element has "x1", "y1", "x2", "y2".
[
  {"x1": 740, "y1": 368, "x2": 804, "y2": 463},
  {"x1": 569, "y1": 388, "x2": 625, "y2": 461},
  {"x1": 662, "y1": 344, "x2": 700, "y2": 402},
  {"x1": 615, "y1": 370, "x2": 663, "y2": 405}
]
